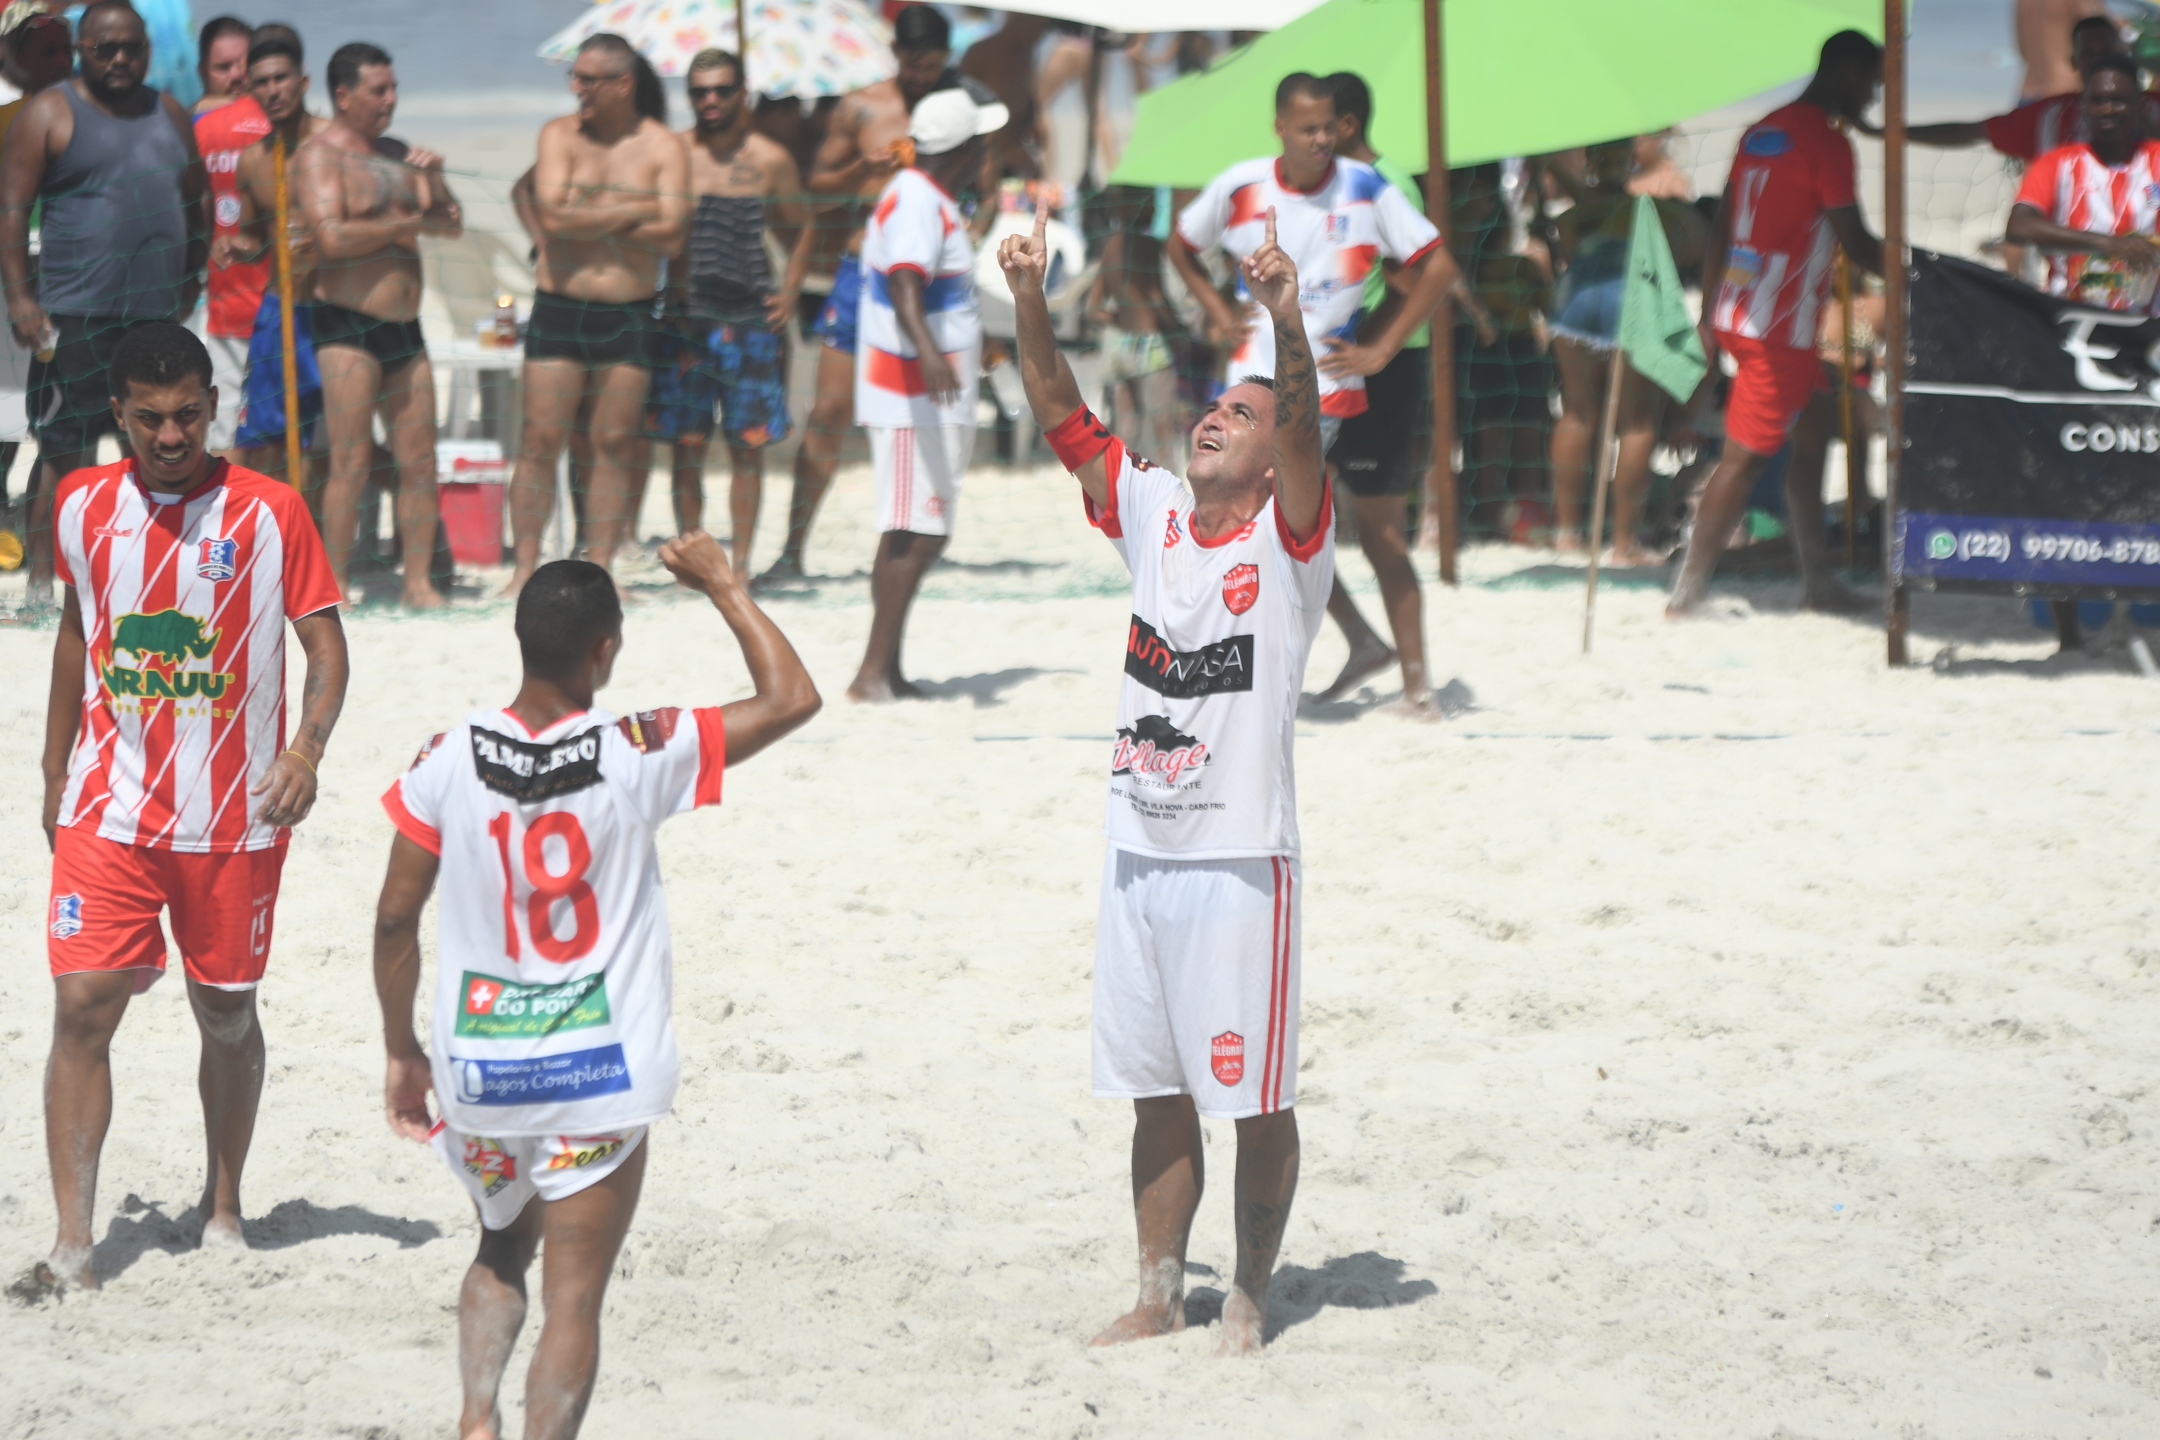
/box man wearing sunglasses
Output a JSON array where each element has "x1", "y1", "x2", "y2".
[
  {"x1": 0, "y1": 0, "x2": 209, "y2": 611},
  {"x1": 647, "y1": 47, "x2": 813, "y2": 574}
]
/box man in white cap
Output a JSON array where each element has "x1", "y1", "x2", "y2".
[{"x1": 845, "y1": 86, "x2": 1006, "y2": 702}]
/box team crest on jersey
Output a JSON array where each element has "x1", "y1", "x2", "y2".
[
  {"x1": 1222, "y1": 563, "x2": 1259, "y2": 615},
  {"x1": 616, "y1": 708, "x2": 681, "y2": 754},
  {"x1": 1742, "y1": 126, "x2": 1792, "y2": 157},
  {"x1": 1211, "y1": 1032, "x2": 1244, "y2": 1086},
  {"x1": 50, "y1": 893, "x2": 83, "y2": 939},
  {"x1": 1163, "y1": 511, "x2": 1183, "y2": 549},
  {"x1": 197, "y1": 537, "x2": 238, "y2": 581},
  {"x1": 470, "y1": 725, "x2": 604, "y2": 801},
  {"x1": 1324, "y1": 212, "x2": 1349, "y2": 243},
  {"x1": 460, "y1": 1136, "x2": 517, "y2": 1196}
]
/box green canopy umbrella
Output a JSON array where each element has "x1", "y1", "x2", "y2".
[{"x1": 1110, "y1": 0, "x2": 1885, "y2": 186}]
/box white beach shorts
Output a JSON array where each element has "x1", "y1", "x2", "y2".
[
  {"x1": 187, "y1": 306, "x2": 248, "y2": 452},
  {"x1": 1092, "y1": 847, "x2": 1301, "y2": 1120},
  {"x1": 431, "y1": 1122, "x2": 647, "y2": 1230},
  {"x1": 871, "y1": 423, "x2": 972, "y2": 536}
]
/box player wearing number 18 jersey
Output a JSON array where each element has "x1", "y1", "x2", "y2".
[
  {"x1": 1003, "y1": 198, "x2": 1328, "y2": 1356},
  {"x1": 372, "y1": 538, "x2": 817, "y2": 1440}
]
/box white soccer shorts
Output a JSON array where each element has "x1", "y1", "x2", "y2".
[
  {"x1": 431, "y1": 1122, "x2": 647, "y2": 1231},
  {"x1": 1092, "y1": 847, "x2": 1301, "y2": 1120},
  {"x1": 187, "y1": 309, "x2": 249, "y2": 452},
  {"x1": 871, "y1": 423, "x2": 972, "y2": 536}
]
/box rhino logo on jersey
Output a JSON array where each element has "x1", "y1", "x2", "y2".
[{"x1": 113, "y1": 609, "x2": 221, "y2": 664}]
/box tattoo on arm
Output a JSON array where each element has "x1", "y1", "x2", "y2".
[{"x1": 1272, "y1": 315, "x2": 1317, "y2": 437}]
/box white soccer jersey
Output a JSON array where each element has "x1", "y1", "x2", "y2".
[
  {"x1": 856, "y1": 167, "x2": 982, "y2": 429},
  {"x1": 1176, "y1": 156, "x2": 1441, "y2": 417},
  {"x1": 382, "y1": 705, "x2": 725, "y2": 1136},
  {"x1": 1080, "y1": 434, "x2": 1334, "y2": 859}
]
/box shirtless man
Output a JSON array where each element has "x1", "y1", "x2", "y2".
[
  {"x1": 766, "y1": 2, "x2": 992, "y2": 582},
  {"x1": 503, "y1": 32, "x2": 688, "y2": 596},
  {"x1": 220, "y1": 29, "x2": 329, "y2": 480},
  {"x1": 653, "y1": 47, "x2": 812, "y2": 573},
  {"x1": 2018, "y1": 0, "x2": 2109, "y2": 102},
  {"x1": 295, "y1": 41, "x2": 461, "y2": 609}
]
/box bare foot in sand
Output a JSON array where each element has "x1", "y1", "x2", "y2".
[
  {"x1": 1313, "y1": 635, "x2": 1395, "y2": 704},
  {"x1": 1214, "y1": 1288, "x2": 1267, "y2": 1356},
  {"x1": 198, "y1": 1212, "x2": 247, "y2": 1251},
  {"x1": 39, "y1": 1244, "x2": 95, "y2": 1291},
  {"x1": 401, "y1": 582, "x2": 447, "y2": 612},
  {"x1": 754, "y1": 556, "x2": 805, "y2": 590},
  {"x1": 846, "y1": 674, "x2": 921, "y2": 704},
  {"x1": 1608, "y1": 544, "x2": 1667, "y2": 569},
  {"x1": 1553, "y1": 532, "x2": 1586, "y2": 555},
  {"x1": 498, "y1": 564, "x2": 536, "y2": 602},
  {"x1": 1089, "y1": 1303, "x2": 1183, "y2": 1347}
]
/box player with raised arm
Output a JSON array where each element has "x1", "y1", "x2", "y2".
[
  {"x1": 1002, "y1": 202, "x2": 1331, "y2": 1356},
  {"x1": 372, "y1": 536, "x2": 818, "y2": 1440},
  {"x1": 32, "y1": 321, "x2": 349, "y2": 1294}
]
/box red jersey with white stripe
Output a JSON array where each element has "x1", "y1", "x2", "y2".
[
  {"x1": 193, "y1": 98, "x2": 272, "y2": 339},
  {"x1": 53, "y1": 460, "x2": 339, "y2": 854},
  {"x1": 1177, "y1": 157, "x2": 1441, "y2": 417},
  {"x1": 855, "y1": 167, "x2": 981, "y2": 429},
  {"x1": 383, "y1": 705, "x2": 726, "y2": 1135},
  {"x1": 1712, "y1": 102, "x2": 1857, "y2": 352},
  {"x1": 2014, "y1": 139, "x2": 2160, "y2": 310},
  {"x1": 1059, "y1": 421, "x2": 1334, "y2": 859},
  {"x1": 1984, "y1": 90, "x2": 2160, "y2": 161}
]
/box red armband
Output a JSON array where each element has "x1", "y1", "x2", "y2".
[{"x1": 1045, "y1": 405, "x2": 1114, "y2": 473}]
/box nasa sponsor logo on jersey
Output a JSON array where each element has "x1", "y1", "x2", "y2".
[
  {"x1": 1211, "y1": 1031, "x2": 1244, "y2": 1086},
  {"x1": 455, "y1": 970, "x2": 611, "y2": 1039},
  {"x1": 1111, "y1": 713, "x2": 1211, "y2": 787},
  {"x1": 50, "y1": 893, "x2": 84, "y2": 939},
  {"x1": 197, "y1": 536, "x2": 238, "y2": 582},
  {"x1": 460, "y1": 1135, "x2": 517, "y2": 1196},
  {"x1": 544, "y1": 1134, "x2": 629, "y2": 1171},
  {"x1": 1742, "y1": 126, "x2": 1793, "y2": 157},
  {"x1": 615, "y1": 708, "x2": 682, "y2": 755},
  {"x1": 1222, "y1": 563, "x2": 1259, "y2": 615},
  {"x1": 1126, "y1": 615, "x2": 1254, "y2": 698},
  {"x1": 451, "y1": 1043, "x2": 633, "y2": 1106},
  {"x1": 470, "y1": 724, "x2": 605, "y2": 801}
]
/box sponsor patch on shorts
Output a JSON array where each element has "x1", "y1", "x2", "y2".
[
  {"x1": 454, "y1": 972, "x2": 610, "y2": 1039},
  {"x1": 450, "y1": 1044, "x2": 632, "y2": 1106},
  {"x1": 50, "y1": 892, "x2": 83, "y2": 939},
  {"x1": 544, "y1": 1134, "x2": 628, "y2": 1170},
  {"x1": 1211, "y1": 1030, "x2": 1245, "y2": 1086},
  {"x1": 461, "y1": 1135, "x2": 517, "y2": 1195}
]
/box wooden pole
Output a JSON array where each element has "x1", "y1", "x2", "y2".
[
  {"x1": 736, "y1": 0, "x2": 750, "y2": 93},
  {"x1": 1835, "y1": 247, "x2": 1858, "y2": 573},
  {"x1": 1420, "y1": 0, "x2": 1458, "y2": 584},
  {"x1": 1580, "y1": 344, "x2": 1625, "y2": 653},
  {"x1": 1882, "y1": 0, "x2": 1909, "y2": 664},
  {"x1": 272, "y1": 135, "x2": 302, "y2": 493}
]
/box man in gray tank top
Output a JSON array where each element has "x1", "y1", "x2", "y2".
[
  {"x1": 650, "y1": 47, "x2": 813, "y2": 575},
  {"x1": 0, "y1": 0, "x2": 206, "y2": 607}
]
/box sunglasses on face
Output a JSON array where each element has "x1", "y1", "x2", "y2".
[
  {"x1": 689, "y1": 83, "x2": 742, "y2": 100},
  {"x1": 569, "y1": 69, "x2": 628, "y2": 89},
  {"x1": 84, "y1": 39, "x2": 146, "y2": 61}
]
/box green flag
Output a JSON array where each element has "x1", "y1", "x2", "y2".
[{"x1": 1618, "y1": 193, "x2": 1707, "y2": 403}]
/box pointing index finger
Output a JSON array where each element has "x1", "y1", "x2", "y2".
[
  {"x1": 1263, "y1": 206, "x2": 1277, "y2": 250},
  {"x1": 1032, "y1": 195, "x2": 1050, "y2": 243}
]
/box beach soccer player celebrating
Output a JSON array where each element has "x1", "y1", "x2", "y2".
[
  {"x1": 33, "y1": 322, "x2": 349, "y2": 1292},
  {"x1": 1002, "y1": 202, "x2": 1332, "y2": 1355},
  {"x1": 371, "y1": 538, "x2": 818, "y2": 1439},
  {"x1": 1667, "y1": 30, "x2": 1886, "y2": 618},
  {"x1": 844, "y1": 86, "x2": 1006, "y2": 703},
  {"x1": 1168, "y1": 72, "x2": 1453, "y2": 710}
]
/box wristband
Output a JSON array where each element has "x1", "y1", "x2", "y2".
[
  {"x1": 282, "y1": 749, "x2": 316, "y2": 775},
  {"x1": 1045, "y1": 405, "x2": 1113, "y2": 472}
]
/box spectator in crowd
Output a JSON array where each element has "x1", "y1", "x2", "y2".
[
  {"x1": 0, "y1": 0, "x2": 70, "y2": 530},
  {"x1": 1548, "y1": 138, "x2": 1707, "y2": 565},
  {"x1": 502, "y1": 33, "x2": 684, "y2": 596},
  {"x1": 1169, "y1": 72, "x2": 1454, "y2": 707},
  {"x1": 778, "y1": 3, "x2": 996, "y2": 582},
  {"x1": 651, "y1": 46, "x2": 813, "y2": 573},
  {"x1": 1627, "y1": 130, "x2": 1694, "y2": 200},
  {"x1": 1090, "y1": 185, "x2": 1186, "y2": 471},
  {"x1": 1902, "y1": 14, "x2": 2133, "y2": 159},
  {"x1": 1, "y1": 0, "x2": 206, "y2": 608},
  {"x1": 191, "y1": 12, "x2": 247, "y2": 115},
  {"x1": 191, "y1": 15, "x2": 267, "y2": 458},
  {"x1": 1312, "y1": 71, "x2": 1448, "y2": 710},
  {"x1": 296, "y1": 41, "x2": 462, "y2": 609},
  {"x1": 1667, "y1": 29, "x2": 1884, "y2": 617},
  {"x1": 1451, "y1": 162, "x2": 1552, "y2": 543},
  {"x1": 2018, "y1": 0, "x2": 2110, "y2": 102},
  {"x1": 220, "y1": 27, "x2": 327, "y2": 483}
]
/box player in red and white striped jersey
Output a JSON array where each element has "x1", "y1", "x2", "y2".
[
  {"x1": 34, "y1": 322, "x2": 349, "y2": 1293},
  {"x1": 1004, "y1": 201, "x2": 1325, "y2": 1357},
  {"x1": 371, "y1": 535, "x2": 817, "y2": 1440},
  {"x1": 2006, "y1": 58, "x2": 2160, "y2": 310}
]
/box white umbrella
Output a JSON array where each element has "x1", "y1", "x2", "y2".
[{"x1": 538, "y1": 0, "x2": 895, "y2": 97}]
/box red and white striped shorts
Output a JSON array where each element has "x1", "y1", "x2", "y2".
[{"x1": 1091, "y1": 848, "x2": 1300, "y2": 1120}]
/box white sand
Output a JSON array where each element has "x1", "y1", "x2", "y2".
[{"x1": 4, "y1": 460, "x2": 2160, "y2": 1436}]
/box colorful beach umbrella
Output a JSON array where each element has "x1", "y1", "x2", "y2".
[
  {"x1": 537, "y1": 0, "x2": 894, "y2": 96},
  {"x1": 1109, "y1": 0, "x2": 1889, "y2": 186}
]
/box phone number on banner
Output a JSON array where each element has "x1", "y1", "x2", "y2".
[{"x1": 1900, "y1": 512, "x2": 2160, "y2": 588}]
